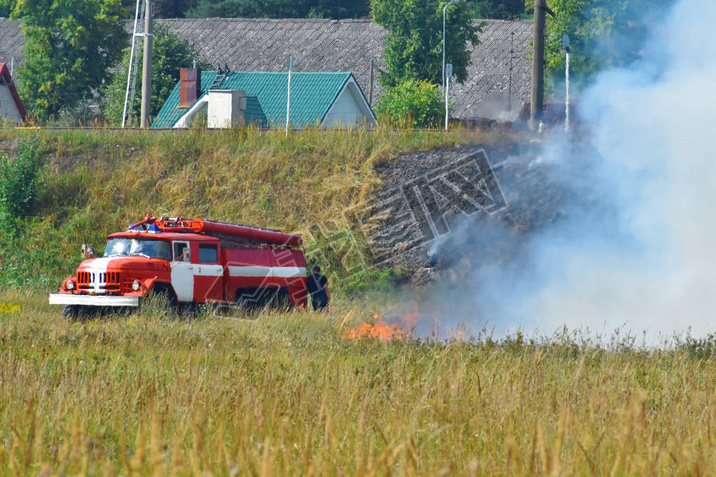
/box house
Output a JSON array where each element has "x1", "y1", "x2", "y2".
[
  {"x1": 0, "y1": 18, "x2": 532, "y2": 122},
  {"x1": 0, "y1": 63, "x2": 25, "y2": 123},
  {"x1": 152, "y1": 69, "x2": 377, "y2": 129}
]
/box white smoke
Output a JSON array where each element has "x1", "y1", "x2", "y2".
[{"x1": 451, "y1": 0, "x2": 716, "y2": 342}]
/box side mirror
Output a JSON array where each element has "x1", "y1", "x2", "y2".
[{"x1": 81, "y1": 244, "x2": 95, "y2": 259}]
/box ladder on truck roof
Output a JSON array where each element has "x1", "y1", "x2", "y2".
[{"x1": 153, "y1": 216, "x2": 303, "y2": 247}]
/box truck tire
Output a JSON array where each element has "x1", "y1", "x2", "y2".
[
  {"x1": 61, "y1": 305, "x2": 96, "y2": 322},
  {"x1": 61, "y1": 305, "x2": 79, "y2": 321},
  {"x1": 273, "y1": 288, "x2": 292, "y2": 311},
  {"x1": 144, "y1": 284, "x2": 178, "y2": 314},
  {"x1": 235, "y1": 287, "x2": 290, "y2": 313}
]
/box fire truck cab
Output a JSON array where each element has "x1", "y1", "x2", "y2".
[{"x1": 49, "y1": 216, "x2": 308, "y2": 318}]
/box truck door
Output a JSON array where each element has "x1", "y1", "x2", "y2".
[
  {"x1": 193, "y1": 241, "x2": 224, "y2": 303},
  {"x1": 171, "y1": 240, "x2": 194, "y2": 302}
]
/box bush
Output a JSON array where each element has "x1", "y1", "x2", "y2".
[
  {"x1": 375, "y1": 79, "x2": 445, "y2": 128},
  {"x1": 0, "y1": 138, "x2": 46, "y2": 218}
]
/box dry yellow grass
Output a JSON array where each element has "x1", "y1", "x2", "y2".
[{"x1": 0, "y1": 290, "x2": 713, "y2": 475}]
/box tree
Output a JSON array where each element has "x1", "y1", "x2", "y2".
[
  {"x1": 529, "y1": 0, "x2": 676, "y2": 91},
  {"x1": 103, "y1": 24, "x2": 210, "y2": 126},
  {"x1": 186, "y1": 0, "x2": 370, "y2": 19},
  {"x1": 155, "y1": 0, "x2": 198, "y2": 17},
  {"x1": 371, "y1": 0, "x2": 482, "y2": 87},
  {"x1": 375, "y1": 79, "x2": 445, "y2": 128},
  {"x1": 9, "y1": 0, "x2": 127, "y2": 122},
  {"x1": 117, "y1": 0, "x2": 198, "y2": 18},
  {"x1": 472, "y1": 0, "x2": 527, "y2": 19}
]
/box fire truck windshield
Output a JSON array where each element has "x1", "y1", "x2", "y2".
[{"x1": 104, "y1": 238, "x2": 172, "y2": 260}]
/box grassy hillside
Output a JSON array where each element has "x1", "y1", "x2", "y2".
[
  {"x1": 0, "y1": 127, "x2": 507, "y2": 292},
  {"x1": 0, "y1": 292, "x2": 713, "y2": 475}
]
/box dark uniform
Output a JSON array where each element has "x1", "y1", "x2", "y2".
[{"x1": 306, "y1": 271, "x2": 329, "y2": 311}]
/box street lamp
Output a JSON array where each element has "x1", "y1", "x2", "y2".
[{"x1": 442, "y1": 0, "x2": 460, "y2": 93}]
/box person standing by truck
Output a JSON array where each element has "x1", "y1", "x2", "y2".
[{"x1": 306, "y1": 265, "x2": 330, "y2": 311}]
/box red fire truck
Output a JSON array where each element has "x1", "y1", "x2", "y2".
[{"x1": 49, "y1": 216, "x2": 308, "y2": 318}]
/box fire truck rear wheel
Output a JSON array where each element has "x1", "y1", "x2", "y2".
[{"x1": 234, "y1": 287, "x2": 291, "y2": 313}]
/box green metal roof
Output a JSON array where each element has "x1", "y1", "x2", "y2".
[{"x1": 152, "y1": 71, "x2": 355, "y2": 129}]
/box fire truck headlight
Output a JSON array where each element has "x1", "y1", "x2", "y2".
[
  {"x1": 65, "y1": 279, "x2": 76, "y2": 291},
  {"x1": 132, "y1": 280, "x2": 141, "y2": 291}
]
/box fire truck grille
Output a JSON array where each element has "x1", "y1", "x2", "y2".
[{"x1": 77, "y1": 271, "x2": 122, "y2": 293}]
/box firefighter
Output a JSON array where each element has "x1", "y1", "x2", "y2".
[{"x1": 306, "y1": 265, "x2": 330, "y2": 311}]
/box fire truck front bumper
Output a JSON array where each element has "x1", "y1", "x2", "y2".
[{"x1": 49, "y1": 294, "x2": 140, "y2": 307}]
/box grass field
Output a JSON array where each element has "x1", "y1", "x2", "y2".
[{"x1": 0, "y1": 291, "x2": 714, "y2": 476}]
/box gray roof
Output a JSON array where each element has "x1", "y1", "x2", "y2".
[{"x1": 0, "y1": 17, "x2": 532, "y2": 120}]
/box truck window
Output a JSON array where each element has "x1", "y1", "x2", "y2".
[
  {"x1": 104, "y1": 238, "x2": 171, "y2": 260},
  {"x1": 198, "y1": 244, "x2": 218, "y2": 263},
  {"x1": 173, "y1": 242, "x2": 190, "y2": 262}
]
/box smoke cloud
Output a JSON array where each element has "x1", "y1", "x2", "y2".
[{"x1": 428, "y1": 0, "x2": 716, "y2": 343}]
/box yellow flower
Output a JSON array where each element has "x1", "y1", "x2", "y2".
[{"x1": 0, "y1": 303, "x2": 21, "y2": 314}]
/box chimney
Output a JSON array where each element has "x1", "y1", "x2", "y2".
[{"x1": 180, "y1": 68, "x2": 200, "y2": 107}]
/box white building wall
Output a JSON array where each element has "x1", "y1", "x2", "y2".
[
  {"x1": 322, "y1": 83, "x2": 368, "y2": 128},
  {"x1": 207, "y1": 90, "x2": 247, "y2": 128},
  {"x1": 0, "y1": 85, "x2": 22, "y2": 123}
]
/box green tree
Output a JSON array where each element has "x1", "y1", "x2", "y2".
[
  {"x1": 9, "y1": 0, "x2": 127, "y2": 122},
  {"x1": 530, "y1": 0, "x2": 676, "y2": 90},
  {"x1": 103, "y1": 24, "x2": 210, "y2": 126},
  {"x1": 187, "y1": 0, "x2": 370, "y2": 19},
  {"x1": 371, "y1": 0, "x2": 482, "y2": 87},
  {"x1": 472, "y1": 0, "x2": 527, "y2": 19},
  {"x1": 375, "y1": 79, "x2": 445, "y2": 128},
  {"x1": 154, "y1": 0, "x2": 198, "y2": 17}
]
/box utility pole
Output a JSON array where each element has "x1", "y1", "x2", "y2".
[
  {"x1": 369, "y1": 59, "x2": 374, "y2": 106},
  {"x1": 286, "y1": 56, "x2": 292, "y2": 136},
  {"x1": 445, "y1": 63, "x2": 452, "y2": 130},
  {"x1": 530, "y1": 0, "x2": 554, "y2": 130},
  {"x1": 140, "y1": 0, "x2": 153, "y2": 129}
]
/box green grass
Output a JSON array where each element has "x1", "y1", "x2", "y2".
[{"x1": 0, "y1": 291, "x2": 714, "y2": 475}]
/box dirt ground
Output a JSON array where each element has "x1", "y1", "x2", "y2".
[{"x1": 363, "y1": 142, "x2": 577, "y2": 286}]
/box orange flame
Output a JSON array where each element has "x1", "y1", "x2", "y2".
[
  {"x1": 344, "y1": 312, "x2": 418, "y2": 342},
  {"x1": 345, "y1": 321, "x2": 410, "y2": 342}
]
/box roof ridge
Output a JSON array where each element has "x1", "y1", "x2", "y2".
[
  {"x1": 153, "y1": 17, "x2": 520, "y2": 23},
  {"x1": 156, "y1": 17, "x2": 375, "y2": 23},
  {"x1": 208, "y1": 71, "x2": 353, "y2": 75}
]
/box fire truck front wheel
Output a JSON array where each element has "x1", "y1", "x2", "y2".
[
  {"x1": 61, "y1": 305, "x2": 94, "y2": 321},
  {"x1": 145, "y1": 284, "x2": 178, "y2": 313},
  {"x1": 61, "y1": 305, "x2": 78, "y2": 320}
]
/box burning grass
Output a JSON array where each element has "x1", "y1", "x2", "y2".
[
  {"x1": 344, "y1": 314, "x2": 413, "y2": 341},
  {"x1": 345, "y1": 319, "x2": 411, "y2": 341},
  {"x1": 1, "y1": 290, "x2": 715, "y2": 475}
]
